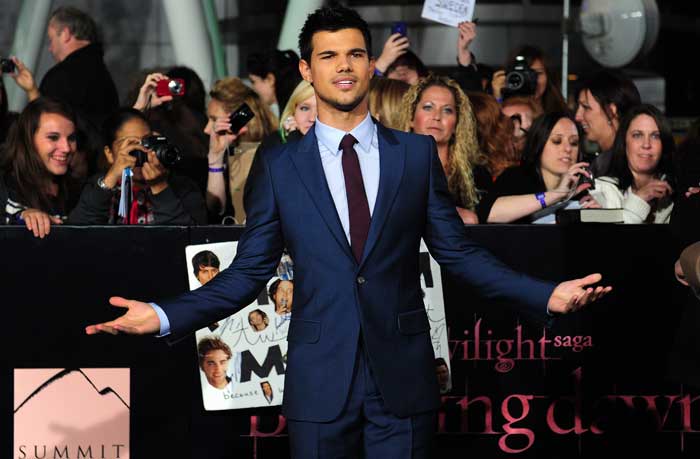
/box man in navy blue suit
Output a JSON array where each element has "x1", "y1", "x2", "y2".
[{"x1": 87, "y1": 5, "x2": 610, "y2": 457}]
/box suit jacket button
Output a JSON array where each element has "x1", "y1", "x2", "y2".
[{"x1": 357, "y1": 276, "x2": 366, "y2": 284}]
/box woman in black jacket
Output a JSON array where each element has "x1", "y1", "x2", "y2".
[{"x1": 69, "y1": 108, "x2": 206, "y2": 225}]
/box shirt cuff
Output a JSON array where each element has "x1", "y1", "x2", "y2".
[{"x1": 150, "y1": 302, "x2": 171, "y2": 337}]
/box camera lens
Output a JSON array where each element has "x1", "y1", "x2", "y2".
[
  {"x1": 507, "y1": 72, "x2": 524, "y2": 90},
  {"x1": 168, "y1": 80, "x2": 182, "y2": 95},
  {"x1": 157, "y1": 145, "x2": 182, "y2": 168}
]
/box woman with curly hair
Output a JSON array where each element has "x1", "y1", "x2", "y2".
[{"x1": 399, "y1": 74, "x2": 489, "y2": 224}]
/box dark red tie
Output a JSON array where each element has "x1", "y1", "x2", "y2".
[{"x1": 340, "y1": 134, "x2": 371, "y2": 263}]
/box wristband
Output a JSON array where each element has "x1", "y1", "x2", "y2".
[
  {"x1": 535, "y1": 192, "x2": 547, "y2": 209},
  {"x1": 373, "y1": 68, "x2": 384, "y2": 77},
  {"x1": 208, "y1": 166, "x2": 225, "y2": 173}
]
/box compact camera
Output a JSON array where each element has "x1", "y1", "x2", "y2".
[
  {"x1": 1, "y1": 57, "x2": 16, "y2": 73},
  {"x1": 156, "y1": 78, "x2": 185, "y2": 97},
  {"x1": 129, "y1": 135, "x2": 182, "y2": 168},
  {"x1": 502, "y1": 55, "x2": 538, "y2": 99}
]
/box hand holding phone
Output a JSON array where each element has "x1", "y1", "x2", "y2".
[
  {"x1": 391, "y1": 21, "x2": 407, "y2": 37},
  {"x1": 216, "y1": 103, "x2": 255, "y2": 136}
]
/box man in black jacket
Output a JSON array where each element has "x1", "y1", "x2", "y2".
[{"x1": 10, "y1": 7, "x2": 119, "y2": 136}]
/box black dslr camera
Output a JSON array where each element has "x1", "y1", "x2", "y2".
[
  {"x1": 129, "y1": 135, "x2": 182, "y2": 168},
  {"x1": 1, "y1": 57, "x2": 16, "y2": 73},
  {"x1": 502, "y1": 55, "x2": 538, "y2": 99}
]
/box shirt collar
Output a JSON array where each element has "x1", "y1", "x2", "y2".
[{"x1": 315, "y1": 112, "x2": 374, "y2": 156}]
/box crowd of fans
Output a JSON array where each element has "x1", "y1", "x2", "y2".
[{"x1": 0, "y1": 6, "x2": 696, "y2": 239}]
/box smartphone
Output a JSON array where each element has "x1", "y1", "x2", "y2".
[
  {"x1": 223, "y1": 103, "x2": 255, "y2": 135},
  {"x1": 156, "y1": 78, "x2": 185, "y2": 97},
  {"x1": 391, "y1": 21, "x2": 407, "y2": 37},
  {"x1": 0, "y1": 58, "x2": 16, "y2": 73}
]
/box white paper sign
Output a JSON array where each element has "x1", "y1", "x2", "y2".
[{"x1": 421, "y1": 0, "x2": 476, "y2": 27}]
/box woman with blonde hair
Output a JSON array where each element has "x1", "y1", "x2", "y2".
[
  {"x1": 269, "y1": 80, "x2": 317, "y2": 146},
  {"x1": 205, "y1": 77, "x2": 277, "y2": 223},
  {"x1": 399, "y1": 74, "x2": 489, "y2": 224},
  {"x1": 369, "y1": 78, "x2": 410, "y2": 130}
]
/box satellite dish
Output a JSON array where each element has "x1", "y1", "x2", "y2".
[{"x1": 579, "y1": 0, "x2": 659, "y2": 68}]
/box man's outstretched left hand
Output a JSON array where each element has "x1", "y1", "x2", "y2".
[{"x1": 547, "y1": 273, "x2": 612, "y2": 314}]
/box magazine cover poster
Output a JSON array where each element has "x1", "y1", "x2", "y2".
[{"x1": 187, "y1": 242, "x2": 292, "y2": 411}]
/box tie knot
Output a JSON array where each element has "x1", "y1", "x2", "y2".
[{"x1": 339, "y1": 134, "x2": 358, "y2": 152}]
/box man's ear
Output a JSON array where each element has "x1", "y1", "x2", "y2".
[
  {"x1": 369, "y1": 56, "x2": 376, "y2": 78},
  {"x1": 58, "y1": 26, "x2": 72, "y2": 44},
  {"x1": 299, "y1": 59, "x2": 312, "y2": 83},
  {"x1": 265, "y1": 72, "x2": 276, "y2": 86}
]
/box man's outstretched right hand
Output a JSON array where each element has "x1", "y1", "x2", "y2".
[{"x1": 85, "y1": 296, "x2": 161, "y2": 335}]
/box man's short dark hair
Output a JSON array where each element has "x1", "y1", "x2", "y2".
[
  {"x1": 197, "y1": 336, "x2": 232, "y2": 365},
  {"x1": 50, "y1": 6, "x2": 99, "y2": 44},
  {"x1": 192, "y1": 250, "x2": 220, "y2": 276},
  {"x1": 435, "y1": 357, "x2": 447, "y2": 368},
  {"x1": 268, "y1": 278, "x2": 294, "y2": 305},
  {"x1": 298, "y1": 5, "x2": 372, "y2": 63}
]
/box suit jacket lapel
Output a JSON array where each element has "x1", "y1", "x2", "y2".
[
  {"x1": 289, "y1": 130, "x2": 354, "y2": 260},
  {"x1": 360, "y1": 123, "x2": 405, "y2": 267}
]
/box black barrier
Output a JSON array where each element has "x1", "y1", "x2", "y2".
[{"x1": 4, "y1": 225, "x2": 700, "y2": 458}]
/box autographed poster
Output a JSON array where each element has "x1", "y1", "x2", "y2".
[
  {"x1": 186, "y1": 240, "x2": 450, "y2": 410},
  {"x1": 187, "y1": 242, "x2": 292, "y2": 411}
]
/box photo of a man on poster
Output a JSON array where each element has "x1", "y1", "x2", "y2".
[
  {"x1": 269, "y1": 278, "x2": 293, "y2": 316},
  {"x1": 260, "y1": 381, "x2": 274, "y2": 404},
  {"x1": 198, "y1": 336, "x2": 241, "y2": 405}
]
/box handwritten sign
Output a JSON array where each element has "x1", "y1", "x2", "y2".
[{"x1": 421, "y1": 0, "x2": 476, "y2": 27}]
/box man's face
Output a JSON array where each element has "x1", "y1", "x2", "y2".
[
  {"x1": 274, "y1": 280, "x2": 294, "y2": 314},
  {"x1": 201, "y1": 349, "x2": 230, "y2": 389},
  {"x1": 262, "y1": 383, "x2": 272, "y2": 396},
  {"x1": 436, "y1": 364, "x2": 450, "y2": 390},
  {"x1": 196, "y1": 265, "x2": 220, "y2": 285},
  {"x1": 47, "y1": 22, "x2": 68, "y2": 62},
  {"x1": 299, "y1": 28, "x2": 374, "y2": 116}
]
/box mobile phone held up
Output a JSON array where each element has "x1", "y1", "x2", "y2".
[
  {"x1": 0, "y1": 57, "x2": 16, "y2": 73},
  {"x1": 156, "y1": 78, "x2": 185, "y2": 97},
  {"x1": 391, "y1": 21, "x2": 407, "y2": 37},
  {"x1": 218, "y1": 103, "x2": 255, "y2": 136}
]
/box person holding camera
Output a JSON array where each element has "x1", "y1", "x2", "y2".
[
  {"x1": 69, "y1": 108, "x2": 206, "y2": 225},
  {"x1": 492, "y1": 45, "x2": 567, "y2": 113},
  {"x1": 0, "y1": 98, "x2": 80, "y2": 238},
  {"x1": 477, "y1": 112, "x2": 591, "y2": 224}
]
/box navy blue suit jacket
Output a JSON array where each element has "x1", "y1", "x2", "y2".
[{"x1": 160, "y1": 122, "x2": 554, "y2": 422}]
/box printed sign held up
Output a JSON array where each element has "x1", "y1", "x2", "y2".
[{"x1": 421, "y1": 0, "x2": 476, "y2": 27}]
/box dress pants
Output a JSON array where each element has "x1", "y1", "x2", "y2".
[{"x1": 287, "y1": 343, "x2": 436, "y2": 458}]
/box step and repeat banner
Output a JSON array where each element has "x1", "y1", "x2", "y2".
[{"x1": 3, "y1": 225, "x2": 700, "y2": 458}]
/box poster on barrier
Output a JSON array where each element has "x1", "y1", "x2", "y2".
[{"x1": 186, "y1": 240, "x2": 450, "y2": 410}]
